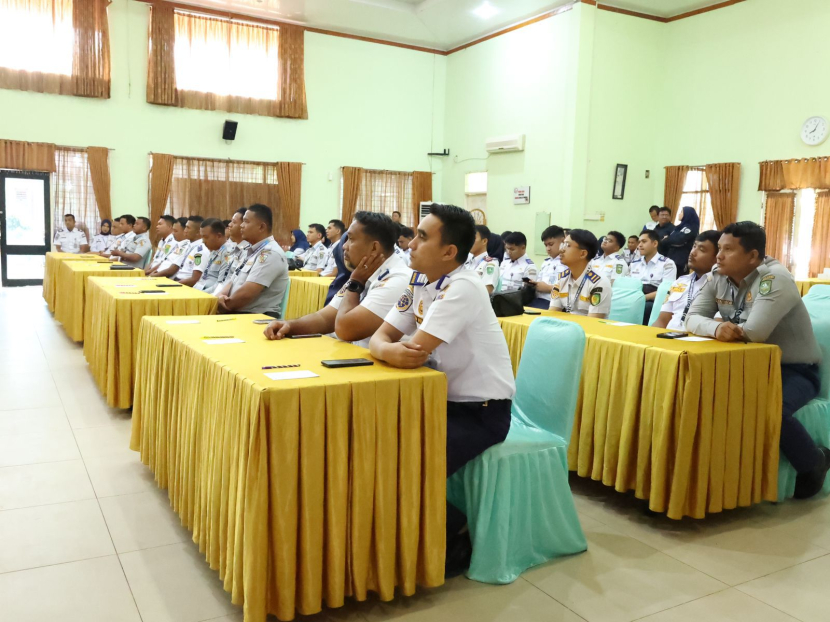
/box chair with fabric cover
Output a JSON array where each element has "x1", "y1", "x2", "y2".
[
  {"x1": 777, "y1": 293, "x2": 830, "y2": 500},
  {"x1": 612, "y1": 276, "x2": 643, "y2": 291},
  {"x1": 276, "y1": 277, "x2": 291, "y2": 321},
  {"x1": 608, "y1": 288, "x2": 645, "y2": 325},
  {"x1": 647, "y1": 281, "x2": 673, "y2": 326},
  {"x1": 285, "y1": 250, "x2": 295, "y2": 259},
  {"x1": 446, "y1": 317, "x2": 587, "y2": 584}
]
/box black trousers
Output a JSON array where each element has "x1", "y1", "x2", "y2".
[
  {"x1": 780, "y1": 364, "x2": 823, "y2": 474},
  {"x1": 528, "y1": 297, "x2": 550, "y2": 310},
  {"x1": 446, "y1": 399, "x2": 512, "y2": 535}
]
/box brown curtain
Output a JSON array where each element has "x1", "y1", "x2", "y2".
[
  {"x1": 411, "y1": 171, "x2": 433, "y2": 227},
  {"x1": 705, "y1": 162, "x2": 741, "y2": 229},
  {"x1": 87, "y1": 146, "x2": 112, "y2": 223},
  {"x1": 664, "y1": 165, "x2": 690, "y2": 220},
  {"x1": 54, "y1": 147, "x2": 99, "y2": 239},
  {"x1": 146, "y1": 2, "x2": 177, "y2": 106},
  {"x1": 0, "y1": 140, "x2": 56, "y2": 172},
  {"x1": 341, "y1": 166, "x2": 364, "y2": 226},
  {"x1": 148, "y1": 153, "x2": 174, "y2": 243},
  {"x1": 763, "y1": 192, "x2": 795, "y2": 267},
  {"x1": 0, "y1": 0, "x2": 109, "y2": 99},
  {"x1": 276, "y1": 162, "x2": 302, "y2": 246},
  {"x1": 810, "y1": 192, "x2": 830, "y2": 278},
  {"x1": 147, "y1": 8, "x2": 307, "y2": 119},
  {"x1": 758, "y1": 161, "x2": 785, "y2": 191},
  {"x1": 356, "y1": 170, "x2": 414, "y2": 224},
  {"x1": 758, "y1": 157, "x2": 830, "y2": 191}
]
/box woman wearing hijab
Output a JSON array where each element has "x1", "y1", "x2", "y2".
[
  {"x1": 664, "y1": 206, "x2": 700, "y2": 274},
  {"x1": 90, "y1": 219, "x2": 115, "y2": 253},
  {"x1": 287, "y1": 228, "x2": 310, "y2": 257}
]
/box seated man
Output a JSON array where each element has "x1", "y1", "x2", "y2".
[
  {"x1": 103, "y1": 215, "x2": 136, "y2": 258},
  {"x1": 685, "y1": 222, "x2": 830, "y2": 499},
  {"x1": 175, "y1": 216, "x2": 206, "y2": 286},
  {"x1": 148, "y1": 217, "x2": 190, "y2": 279},
  {"x1": 630, "y1": 229, "x2": 678, "y2": 323},
  {"x1": 653, "y1": 230, "x2": 719, "y2": 329},
  {"x1": 549, "y1": 229, "x2": 612, "y2": 318},
  {"x1": 320, "y1": 219, "x2": 346, "y2": 277},
  {"x1": 589, "y1": 230, "x2": 629, "y2": 284},
  {"x1": 464, "y1": 225, "x2": 499, "y2": 294},
  {"x1": 214, "y1": 208, "x2": 250, "y2": 289},
  {"x1": 146, "y1": 215, "x2": 177, "y2": 274},
  {"x1": 397, "y1": 226, "x2": 414, "y2": 266},
  {"x1": 499, "y1": 231, "x2": 538, "y2": 292},
  {"x1": 528, "y1": 225, "x2": 566, "y2": 309},
  {"x1": 54, "y1": 213, "x2": 89, "y2": 254},
  {"x1": 264, "y1": 212, "x2": 411, "y2": 346},
  {"x1": 194, "y1": 218, "x2": 228, "y2": 293},
  {"x1": 298, "y1": 223, "x2": 328, "y2": 271},
  {"x1": 215, "y1": 204, "x2": 288, "y2": 317},
  {"x1": 369, "y1": 203, "x2": 515, "y2": 576},
  {"x1": 110, "y1": 217, "x2": 152, "y2": 268},
  {"x1": 623, "y1": 234, "x2": 640, "y2": 265}
]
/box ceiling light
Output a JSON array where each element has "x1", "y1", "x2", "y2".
[{"x1": 473, "y1": 1, "x2": 499, "y2": 19}]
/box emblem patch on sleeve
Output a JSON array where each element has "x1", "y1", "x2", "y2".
[
  {"x1": 486, "y1": 265, "x2": 495, "y2": 275},
  {"x1": 591, "y1": 290, "x2": 602, "y2": 306},
  {"x1": 616, "y1": 265, "x2": 623, "y2": 274},
  {"x1": 397, "y1": 288, "x2": 413, "y2": 311},
  {"x1": 759, "y1": 276, "x2": 773, "y2": 295}
]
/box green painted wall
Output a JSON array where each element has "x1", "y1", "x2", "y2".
[{"x1": 0, "y1": 0, "x2": 445, "y2": 228}]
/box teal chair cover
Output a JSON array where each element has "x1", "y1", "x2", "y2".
[
  {"x1": 276, "y1": 277, "x2": 291, "y2": 321},
  {"x1": 608, "y1": 288, "x2": 645, "y2": 324},
  {"x1": 647, "y1": 281, "x2": 673, "y2": 326},
  {"x1": 446, "y1": 318, "x2": 587, "y2": 584},
  {"x1": 613, "y1": 276, "x2": 643, "y2": 290},
  {"x1": 777, "y1": 294, "x2": 830, "y2": 500},
  {"x1": 285, "y1": 250, "x2": 295, "y2": 259}
]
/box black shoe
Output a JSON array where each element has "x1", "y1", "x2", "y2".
[
  {"x1": 794, "y1": 446, "x2": 830, "y2": 499},
  {"x1": 444, "y1": 530, "x2": 472, "y2": 579}
]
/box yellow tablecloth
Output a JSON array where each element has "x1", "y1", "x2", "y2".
[
  {"x1": 796, "y1": 279, "x2": 830, "y2": 296},
  {"x1": 83, "y1": 277, "x2": 218, "y2": 409},
  {"x1": 289, "y1": 269, "x2": 319, "y2": 278},
  {"x1": 130, "y1": 317, "x2": 447, "y2": 622},
  {"x1": 499, "y1": 311, "x2": 783, "y2": 520},
  {"x1": 43, "y1": 252, "x2": 108, "y2": 313},
  {"x1": 54, "y1": 261, "x2": 144, "y2": 341},
  {"x1": 285, "y1": 276, "x2": 334, "y2": 320}
]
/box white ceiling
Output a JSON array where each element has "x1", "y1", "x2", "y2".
[{"x1": 169, "y1": 0, "x2": 731, "y2": 50}]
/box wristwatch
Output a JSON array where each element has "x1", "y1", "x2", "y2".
[{"x1": 345, "y1": 279, "x2": 366, "y2": 294}]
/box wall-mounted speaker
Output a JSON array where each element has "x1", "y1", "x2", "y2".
[{"x1": 223, "y1": 120, "x2": 238, "y2": 141}]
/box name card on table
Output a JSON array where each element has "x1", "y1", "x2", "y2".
[
  {"x1": 203, "y1": 338, "x2": 245, "y2": 345},
  {"x1": 265, "y1": 370, "x2": 319, "y2": 381}
]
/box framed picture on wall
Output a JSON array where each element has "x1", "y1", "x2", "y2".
[{"x1": 612, "y1": 164, "x2": 628, "y2": 200}]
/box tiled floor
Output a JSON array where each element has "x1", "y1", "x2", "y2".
[{"x1": 1, "y1": 284, "x2": 829, "y2": 622}]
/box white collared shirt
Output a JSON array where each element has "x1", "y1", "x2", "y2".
[
  {"x1": 303, "y1": 241, "x2": 328, "y2": 271},
  {"x1": 54, "y1": 227, "x2": 88, "y2": 253},
  {"x1": 320, "y1": 238, "x2": 341, "y2": 277},
  {"x1": 394, "y1": 245, "x2": 411, "y2": 267},
  {"x1": 629, "y1": 252, "x2": 678, "y2": 288},
  {"x1": 89, "y1": 233, "x2": 114, "y2": 253},
  {"x1": 589, "y1": 253, "x2": 630, "y2": 283},
  {"x1": 468, "y1": 252, "x2": 499, "y2": 291},
  {"x1": 549, "y1": 266, "x2": 613, "y2": 318},
  {"x1": 536, "y1": 256, "x2": 567, "y2": 302},
  {"x1": 384, "y1": 267, "x2": 515, "y2": 402},
  {"x1": 623, "y1": 249, "x2": 640, "y2": 265},
  {"x1": 499, "y1": 254, "x2": 538, "y2": 292},
  {"x1": 157, "y1": 239, "x2": 191, "y2": 273},
  {"x1": 151, "y1": 233, "x2": 176, "y2": 266},
  {"x1": 660, "y1": 272, "x2": 708, "y2": 330},
  {"x1": 177, "y1": 239, "x2": 206, "y2": 281}
]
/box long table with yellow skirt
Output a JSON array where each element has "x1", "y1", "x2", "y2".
[
  {"x1": 83, "y1": 277, "x2": 219, "y2": 409},
  {"x1": 796, "y1": 278, "x2": 830, "y2": 296},
  {"x1": 130, "y1": 316, "x2": 447, "y2": 622},
  {"x1": 499, "y1": 311, "x2": 783, "y2": 520},
  {"x1": 54, "y1": 261, "x2": 144, "y2": 341},
  {"x1": 289, "y1": 269, "x2": 319, "y2": 278},
  {"x1": 284, "y1": 276, "x2": 334, "y2": 320},
  {"x1": 44, "y1": 252, "x2": 110, "y2": 313}
]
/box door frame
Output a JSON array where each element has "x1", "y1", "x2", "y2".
[{"x1": 0, "y1": 170, "x2": 51, "y2": 287}]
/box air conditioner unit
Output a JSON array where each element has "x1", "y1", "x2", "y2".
[{"x1": 485, "y1": 134, "x2": 525, "y2": 154}]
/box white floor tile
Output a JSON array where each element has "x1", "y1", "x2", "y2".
[
  {"x1": 0, "y1": 429, "x2": 80, "y2": 467},
  {"x1": 638, "y1": 589, "x2": 799, "y2": 622},
  {"x1": 0, "y1": 499, "x2": 115, "y2": 573},
  {"x1": 119, "y1": 542, "x2": 239, "y2": 622},
  {"x1": 0, "y1": 406, "x2": 70, "y2": 435},
  {"x1": 0, "y1": 555, "x2": 142, "y2": 622},
  {"x1": 0, "y1": 372, "x2": 62, "y2": 412},
  {"x1": 52, "y1": 369, "x2": 132, "y2": 429},
  {"x1": 84, "y1": 450, "x2": 160, "y2": 498},
  {"x1": 74, "y1": 419, "x2": 135, "y2": 458},
  {"x1": 738, "y1": 554, "x2": 830, "y2": 622},
  {"x1": 0, "y1": 346, "x2": 50, "y2": 375},
  {"x1": 0, "y1": 460, "x2": 95, "y2": 510},
  {"x1": 99, "y1": 489, "x2": 191, "y2": 554}
]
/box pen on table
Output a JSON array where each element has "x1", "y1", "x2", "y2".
[
  {"x1": 262, "y1": 365, "x2": 300, "y2": 369},
  {"x1": 216, "y1": 318, "x2": 236, "y2": 322},
  {"x1": 203, "y1": 335, "x2": 234, "y2": 339}
]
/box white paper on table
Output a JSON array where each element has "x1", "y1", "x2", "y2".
[
  {"x1": 265, "y1": 370, "x2": 319, "y2": 381},
  {"x1": 606, "y1": 321, "x2": 637, "y2": 327},
  {"x1": 202, "y1": 338, "x2": 245, "y2": 345},
  {"x1": 677, "y1": 336, "x2": 713, "y2": 342},
  {"x1": 167, "y1": 319, "x2": 200, "y2": 325}
]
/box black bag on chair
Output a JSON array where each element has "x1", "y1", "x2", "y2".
[{"x1": 489, "y1": 291, "x2": 523, "y2": 317}]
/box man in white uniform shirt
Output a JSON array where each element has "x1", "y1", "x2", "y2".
[
  {"x1": 623, "y1": 235, "x2": 641, "y2": 265},
  {"x1": 499, "y1": 231, "x2": 538, "y2": 292},
  {"x1": 110, "y1": 217, "x2": 153, "y2": 268},
  {"x1": 194, "y1": 218, "x2": 228, "y2": 293},
  {"x1": 465, "y1": 225, "x2": 499, "y2": 294},
  {"x1": 146, "y1": 215, "x2": 177, "y2": 274},
  {"x1": 216, "y1": 204, "x2": 289, "y2": 317},
  {"x1": 652, "y1": 230, "x2": 719, "y2": 330},
  {"x1": 528, "y1": 225, "x2": 566, "y2": 309},
  {"x1": 589, "y1": 231, "x2": 630, "y2": 284},
  {"x1": 320, "y1": 219, "x2": 345, "y2": 277},
  {"x1": 176, "y1": 216, "x2": 205, "y2": 286},
  {"x1": 54, "y1": 214, "x2": 89, "y2": 254},
  {"x1": 148, "y1": 217, "x2": 190, "y2": 279},
  {"x1": 630, "y1": 229, "x2": 678, "y2": 323},
  {"x1": 370, "y1": 203, "x2": 515, "y2": 577},
  {"x1": 641, "y1": 206, "x2": 659, "y2": 232},
  {"x1": 397, "y1": 226, "x2": 414, "y2": 266},
  {"x1": 104, "y1": 215, "x2": 136, "y2": 258},
  {"x1": 264, "y1": 212, "x2": 412, "y2": 347},
  {"x1": 300, "y1": 223, "x2": 328, "y2": 272},
  {"x1": 214, "y1": 208, "x2": 249, "y2": 289},
  {"x1": 549, "y1": 229, "x2": 613, "y2": 318}
]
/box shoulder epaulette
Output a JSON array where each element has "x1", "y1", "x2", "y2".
[
  {"x1": 658, "y1": 256, "x2": 667, "y2": 262},
  {"x1": 587, "y1": 270, "x2": 601, "y2": 284},
  {"x1": 631, "y1": 258, "x2": 642, "y2": 264},
  {"x1": 525, "y1": 257, "x2": 532, "y2": 264},
  {"x1": 561, "y1": 268, "x2": 571, "y2": 279},
  {"x1": 409, "y1": 271, "x2": 428, "y2": 287}
]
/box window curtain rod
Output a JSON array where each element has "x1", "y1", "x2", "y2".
[
  {"x1": 57, "y1": 145, "x2": 115, "y2": 152},
  {"x1": 148, "y1": 153, "x2": 304, "y2": 165}
]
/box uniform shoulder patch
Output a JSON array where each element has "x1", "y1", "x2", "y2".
[
  {"x1": 587, "y1": 270, "x2": 601, "y2": 284},
  {"x1": 561, "y1": 268, "x2": 571, "y2": 279},
  {"x1": 615, "y1": 264, "x2": 623, "y2": 274},
  {"x1": 658, "y1": 256, "x2": 667, "y2": 262},
  {"x1": 591, "y1": 290, "x2": 602, "y2": 307},
  {"x1": 258, "y1": 251, "x2": 270, "y2": 264},
  {"x1": 759, "y1": 274, "x2": 774, "y2": 295},
  {"x1": 525, "y1": 258, "x2": 532, "y2": 264},
  {"x1": 397, "y1": 288, "x2": 413, "y2": 311},
  {"x1": 410, "y1": 272, "x2": 428, "y2": 287}
]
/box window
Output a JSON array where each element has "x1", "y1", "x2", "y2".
[
  {"x1": 464, "y1": 171, "x2": 487, "y2": 217},
  {"x1": 341, "y1": 169, "x2": 414, "y2": 223},
  {"x1": 53, "y1": 148, "x2": 100, "y2": 240},
  {"x1": 767, "y1": 188, "x2": 814, "y2": 279},
  {"x1": 677, "y1": 168, "x2": 716, "y2": 231},
  {"x1": 0, "y1": 0, "x2": 73, "y2": 76}
]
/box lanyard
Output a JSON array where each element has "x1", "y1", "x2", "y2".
[
  {"x1": 565, "y1": 273, "x2": 590, "y2": 313},
  {"x1": 680, "y1": 275, "x2": 704, "y2": 323},
  {"x1": 234, "y1": 239, "x2": 270, "y2": 277},
  {"x1": 728, "y1": 279, "x2": 754, "y2": 324}
]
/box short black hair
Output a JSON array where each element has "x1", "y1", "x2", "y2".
[
  {"x1": 187, "y1": 215, "x2": 204, "y2": 225},
  {"x1": 399, "y1": 226, "x2": 414, "y2": 239},
  {"x1": 541, "y1": 225, "x2": 565, "y2": 241},
  {"x1": 247, "y1": 204, "x2": 273, "y2": 231},
  {"x1": 722, "y1": 221, "x2": 765, "y2": 256},
  {"x1": 222, "y1": 219, "x2": 231, "y2": 228},
  {"x1": 568, "y1": 229, "x2": 599, "y2": 260},
  {"x1": 120, "y1": 214, "x2": 136, "y2": 226},
  {"x1": 308, "y1": 223, "x2": 326, "y2": 237},
  {"x1": 649, "y1": 205, "x2": 659, "y2": 214},
  {"x1": 160, "y1": 215, "x2": 176, "y2": 227},
  {"x1": 628, "y1": 235, "x2": 639, "y2": 241},
  {"x1": 606, "y1": 231, "x2": 625, "y2": 249},
  {"x1": 136, "y1": 217, "x2": 151, "y2": 229},
  {"x1": 427, "y1": 203, "x2": 475, "y2": 263},
  {"x1": 328, "y1": 219, "x2": 346, "y2": 233},
  {"x1": 501, "y1": 231, "x2": 513, "y2": 238},
  {"x1": 201, "y1": 217, "x2": 225, "y2": 236},
  {"x1": 695, "y1": 229, "x2": 721, "y2": 248},
  {"x1": 474, "y1": 224, "x2": 491, "y2": 242},
  {"x1": 175, "y1": 217, "x2": 187, "y2": 228},
  {"x1": 392, "y1": 211, "x2": 401, "y2": 217},
  {"x1": 503, "y1": 232, "x2": 528, "y2": 247},
  {"x1": 235, "y1": 207, "x2": 247, "y2": 217},
  {"x1": 658, "y1": 206, "x2": 671, "y2": 215},
  {"x1": 353, "y1": 211, "x2": 397, "y2": 254},
  {"x1": 640, "y1": 230, "x2": 660, "y2": 243},
  {"x1": 64, "y1": 213, "x2": 76, "y2": 220}
]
